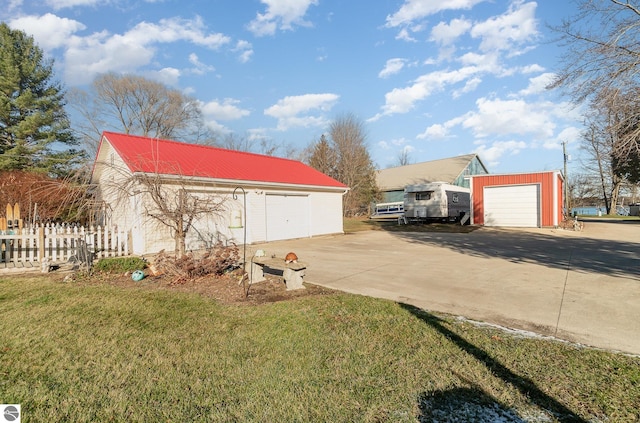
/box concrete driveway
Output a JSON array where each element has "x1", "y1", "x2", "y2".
[{"x1": 253, "y1": 220, "x2": 640, "y2": 355}]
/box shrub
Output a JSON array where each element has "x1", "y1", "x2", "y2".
[
  {"x1": 152, "y1": 243, "x2": 240, "y2": 284},
  {"x1": 94, "y1": 257, "x2": 147, "y2": 274}
]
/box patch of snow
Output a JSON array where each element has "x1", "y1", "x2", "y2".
[{"x1": 418, "y1": 395, "x2": 553, "y2": 422}]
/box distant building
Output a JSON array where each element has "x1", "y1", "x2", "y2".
[{"x1": 376, "y1": 154, "x2": 488, "y2": 203}]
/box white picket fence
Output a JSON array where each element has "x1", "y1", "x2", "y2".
[{"x1": 0, "y1": 224, "x2": 130, "y2": 269}]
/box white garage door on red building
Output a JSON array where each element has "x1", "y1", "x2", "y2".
[
  {"x1": 483, "y1": 184, "x2": 540, "y2": 227},
  {"x1": 471, "y1": 171, "x2": 564, "y2": 228}
]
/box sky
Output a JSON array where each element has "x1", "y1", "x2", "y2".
[{"x1": 3, "y1": 0, "x2": 585, "y2": 174}]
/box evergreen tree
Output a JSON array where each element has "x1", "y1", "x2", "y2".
[
  {"x1": 308, "y1": 134, "x2": 337, "y2": 178},
  {"x1": 0, "y1": 23, "x2": 84, "y2": 177}
]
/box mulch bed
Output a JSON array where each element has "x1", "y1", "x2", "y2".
[{"x1": 68, "y1": 269, "x2": 337, "y2": 306}]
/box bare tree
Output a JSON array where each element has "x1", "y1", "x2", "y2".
[
  {"x1": 70, "y1": 73, "x2": 205, "y2": 157},
  {"x1": 307, "y1": 114, "x2": 379, "y2": 216},
  {"x1": 137, "y1": 177, "x2": 225, "y2": 257},
  {"x1": 209, "y1": 132, "x2": 299, "y2": 158},
  {"x1": 567, "y1": 173, "x2": 601, "y2": 209},
  {"x1": 395, "y1": 148, "x2": 412, "y2": 167},
  {"x1": 96, "y1": 160, "x2": 227, "y2": 257},
  {"x1": 579, "y1": 117, "x2": 626, "y2": 214},
  {"x1": 550, "y1": 0, "x2": 640, "y2": 183}
]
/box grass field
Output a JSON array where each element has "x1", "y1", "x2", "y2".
[{"x1": 1, "y1": 276, "x2": 638, "y2": 422}]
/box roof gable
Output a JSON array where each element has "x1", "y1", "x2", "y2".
[
  {"x1": 376, "y1": 154, "x2": 487, "y2": 191},
  {"x1": 94, "y1": 132, "x2": 347, "y2": 189}
]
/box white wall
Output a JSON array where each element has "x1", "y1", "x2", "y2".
[{"x1": 309, "y1": 191, "x2": 344, "y2": 236}]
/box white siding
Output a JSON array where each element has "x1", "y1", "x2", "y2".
[
  {"x1": 483, "y1": 184, "x2": 540, "y2": 227},
  {"x1": 248, "y1": 190, "x2": 267, "y2": 243},
  {"x1": 309, "y1": 192, "x2": 344, "y2": 236}
]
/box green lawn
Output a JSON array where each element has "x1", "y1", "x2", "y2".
[{"x1": 1, "y1": 276, "x2": 638, "y2": 422}]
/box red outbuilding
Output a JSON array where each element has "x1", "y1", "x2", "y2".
[{"x1": 470, "y1": 171, "x2": 564, "y2": 228}]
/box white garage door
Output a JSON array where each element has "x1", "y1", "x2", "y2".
[
  {"x1": 483, "y1": 184, "x2": 540, "y2": 227},
  {"x1": 265, "y1": 194, "x2": 310, "y2": 241}
]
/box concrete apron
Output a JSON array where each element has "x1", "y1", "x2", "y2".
[{"x1": 252, "y1": 222, "x2": 640, "y2": 356}]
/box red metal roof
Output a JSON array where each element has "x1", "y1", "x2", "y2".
[{"x1": 98, "y1": 131, "x2": 347, "y2": 189}]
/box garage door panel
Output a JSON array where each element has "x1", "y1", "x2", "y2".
[
  {"x1": 484, "y1": 185, "x2": 539, "y2": 227},
  {"x1": 266, "y1": 195, "x2": 309, "y2": 241}
]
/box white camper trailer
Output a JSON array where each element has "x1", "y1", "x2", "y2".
[{"x1": 404, "y1": 182, "x2": 470, "y2": 221}]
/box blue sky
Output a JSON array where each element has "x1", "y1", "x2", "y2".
[{"x1": 4, "y1": 0, "x2": 583, "y2": 174}]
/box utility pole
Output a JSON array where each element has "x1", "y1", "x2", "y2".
[{"x1": 562, "y1": 140, "x2": 569, "y2": 216}]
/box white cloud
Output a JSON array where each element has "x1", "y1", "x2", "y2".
[
  {"x1": 6, "y1": 0, "x2": 23, "y2": 12},
  {"x1": 430, "y1": 18, "x2": 472, "y2": 45},
  {"x1": 247, "y1": 0, "x2": 319, "y2": 37},
  {"x1": 418, "y1": 123, "x2": 449, "y2": 139},
  {"x1": 205, "y1": 120, "x2": 231, "y2": 134},
  {"x1": 64, "y1": 30, "x2": 155, "y2": 84},
  {"x1": 378, "y1": 140, "x2": 391, "y2": 150},
  {"x1": 124, "y1": 16, "x2": 230, "y2": 49},
  {"x1": 395, "y1": 28, "x2": 417, "y2": 42},
  {"x1": 470, "y1": 1, "x2": 538, "y2": 53},
  {"x1": 147, "y1": 67, "x2": 182, "y2": 86},
  {"x1": 453, "y1": 76, "x2": 482, "y2": 98},
  {"x1": 59, "y1": 16, "x2": 231, "y2": 85},
  {"x1": 462, "y1": 97, "x2": 555, "y2": 139},
  {"x1": 457, "y1": 51, "x2": 499, "y2": 69},
  {"x1": 248, "y1": 128, "x2": 270, "y2": 141},
  {"x1": 264, "y1": 93, "x2": 339, "y2": 130},
  {"x1": 378, "y1": 66, "x2": 481, "y2": 116},
  {"x1": 45, "y1": 0, "x2": 102, "y2": 9},
  {"x1": 378, "y1": 137, "x2": 414, "y2": 152},
  {"x1": 386, "y1": 0, "x2": 485, "y2": 28},
  {"x1": 379, "y1": 58, "x2": 406, "y2": 79},
  {"x1": 233, "y1": 40, "x2": 254, "y2": 63},
  {"x1": 474, "y1": 140, "x2": 527, "y2": 166},
  {"x1": 393, "y1": 137, "x2": 412, "y2": 147},
  {"x1": 520, "y1": 64, "x2": 545, "y2": 74},
  {"x1": 201, "y1": 98, "x2": 251, "y2": 121},
  {"x1": 518, "y1": 72, "x2": 555, "y2": 96},
  {"x1": 9, "y1": 13, "x2": 86, "y2": 51},
  {"x1": 402, "y1": 144, "x2": 415, "y2": 153},
  {"x1": 188, "y1": 53, "x2": 216, "y2": 75},
  {"x1": 376, "y1": 3, "x2": 546, "y2": 120},
  {"x1": 545, "y1": 126, "x2": 581, "y2": 150}
]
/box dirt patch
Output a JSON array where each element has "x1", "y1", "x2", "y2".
[{"x1": 63, "y1": 270, "x2": 337, "y2": 306}]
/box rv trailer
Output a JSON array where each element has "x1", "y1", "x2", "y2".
[{"x1": 404, "y1": 182, "x2": 470, "y2": 222}]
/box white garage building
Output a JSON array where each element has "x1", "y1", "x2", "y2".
[{"x1": 91, "y1": 132, "x2": 349, "y2": 255}]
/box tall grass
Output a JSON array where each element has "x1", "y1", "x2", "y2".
[{"x1": 0, "y1": 276, "x2": 638, "y2": 422}]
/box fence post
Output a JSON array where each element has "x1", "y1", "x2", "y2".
[{"x1": 38, "y1": 226, "x2": 45, "y2": 262}]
